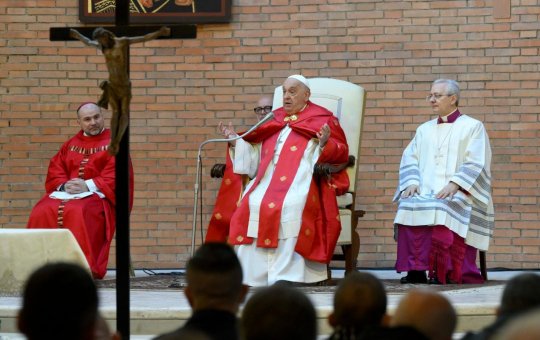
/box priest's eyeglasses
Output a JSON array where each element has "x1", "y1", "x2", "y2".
[
  {"x1": 254, "y1": 106, "x2": 273, "y2": 114},
  {"x1": 426, "y1": 94, "x2": 449, "y2": 101}
]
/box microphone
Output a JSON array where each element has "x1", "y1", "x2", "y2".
[
  {"x1": 190, "y1": 111, "x2": 275, "y2": 255},
  {"x1": 238, "y1": 110, "x2": 275, "y2": 138},
  {"x1": 200, "y1": 111, "x2": 275, "y2": 149}
]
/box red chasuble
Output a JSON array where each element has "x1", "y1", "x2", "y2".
[
  {"x1": 27, "y1": 129, "x2": 134, "y2": 279},
  {"x1": 208, "y1": 101, "x2": 350, "y2": 263}
]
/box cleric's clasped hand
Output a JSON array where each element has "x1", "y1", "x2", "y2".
[{"x1": 64, "y1": 178, "x2": 89, "y2": 194}]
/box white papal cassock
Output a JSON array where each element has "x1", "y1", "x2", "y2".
[{"x1": 232, "y1": 125, "x2": 328, "y2": 286}]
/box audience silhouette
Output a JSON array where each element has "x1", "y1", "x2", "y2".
[
  {"x1": 327, "y1": 271, "x2": 388, "y2": 339},
  {"x1": 241, "y1": 284, "x2": 317, "y2": 340},
  {"x1": 18, "y1": 258, "x2": 540, "y2": 340},
  {"x1": 154, "y1": 242, "x2": 248, "y2": 340},
  {"x1": 391, "y1": 289, "x2": 456, "y2": 340},
  {"x1": 462, "y1": 273, "x2": 540, "y2": 340},
  {"x1": 492, "y1": 307, "x2": 540, "y2": 340},
  {"x1": 18, "y1": 262, "x2": 101, "y2": 340},
  {"x1": 327, "y1": 272, "x2": 428, "y2": 340}
]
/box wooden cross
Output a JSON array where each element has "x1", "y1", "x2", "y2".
[{"x1": 50, "y1": 1, "x2": 196, "y2": 338}]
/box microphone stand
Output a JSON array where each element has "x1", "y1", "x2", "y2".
[{"x1": 190, "y1": 112, "x2": 275, "y2": 256}]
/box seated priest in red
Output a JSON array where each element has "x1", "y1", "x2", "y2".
[
  {"x1": 206, "y1": 94, "x2": 274, "y2": 243},
  {"x1": 27, "y1": 102, "x2": 134, "y2": 279}
]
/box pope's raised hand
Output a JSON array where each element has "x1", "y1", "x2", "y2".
[
  {"x1": 218, "y1": 121, "x2": 237, "y2": 139},
  {"x1": 317, "y1": 123, "x2": 330, "y2": 148}
]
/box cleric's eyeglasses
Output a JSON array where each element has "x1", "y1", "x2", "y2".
[
  {"x1": 426, "y1": 93, "x2": 449, "y2": 101},
  {"x1": 254, "y1": 106, "x2": 272, "y2": 114}
]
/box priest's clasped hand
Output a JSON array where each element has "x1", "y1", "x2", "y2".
[{"x1": 64, "y1": 178, "x2": 89, "y2": 194}]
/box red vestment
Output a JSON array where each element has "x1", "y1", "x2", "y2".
[
  {"x1": 205, "y1": 145, "x2": 244, "y2": 243},
  {"x1": 209, "y1": 102, "x2": 350, "y2": 263},
  {"x1": 27, "y1": 129, "x2": 134, "y2": 279}
]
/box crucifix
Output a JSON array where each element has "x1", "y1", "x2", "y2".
[{"x1": 50, "y1": 1, "x2": 196, "y2": 338}]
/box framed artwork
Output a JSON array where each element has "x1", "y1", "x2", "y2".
[{"x1": 79, "y1": 0, "x2": 232, "y2": 24}]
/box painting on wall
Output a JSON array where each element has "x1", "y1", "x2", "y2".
[{"x1": 79, "y1": 0, "x2": 231, "y2": 24}]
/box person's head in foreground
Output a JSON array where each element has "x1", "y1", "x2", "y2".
[
  {"x1": 492, "y1": 308, "x2": 540, "y2": 340},
  {"x1": 184, "y1": 242, "x2": 248, "y2": 313},
  {"x1": 241, "y1": 284, "x2": 317, "y2": 340},
  {"x1": 498, "y1": 273, "x2": 540, "y2": 318},
  {"x1": 18, "y1": 262, "x2": 98, "y2": 340},
  {"x1": 391, "y1": 289, "x2": 457, "y2": 340},
  {"x1": 329, "y1": 271, "x2": 388, "y2": 332}
]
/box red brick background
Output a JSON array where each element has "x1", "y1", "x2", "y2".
[{"x1": 1, "y1": 1, "x2": 539, "y2": 270}]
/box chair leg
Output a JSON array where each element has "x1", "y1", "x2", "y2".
[
  {"x1": 342, "y1": 230, "x2": 360, "y2": 275},
  {"x1": 479, "y1": 250, "x2": 487, "y2": 281},
  {"x1": 326, "y1": 265, "x2": 332, "y2": 281},
  {"x1": 129, "y1": 255, "x2": 136, "y2": 278}
]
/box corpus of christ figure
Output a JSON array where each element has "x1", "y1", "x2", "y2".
[{"x1": 70, "y1": 26, "x2": 170, "y2": 155}]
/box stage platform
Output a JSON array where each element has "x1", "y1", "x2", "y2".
[{"x1": 0, "y1": 270, "x2": 531, "y2": 340}]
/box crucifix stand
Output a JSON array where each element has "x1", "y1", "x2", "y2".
[{"x1": 50, "y1": 1, "x2": 196, "y2": 338}]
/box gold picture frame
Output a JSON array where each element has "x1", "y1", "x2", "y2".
[{"x1": 79, "y1": 0, "x2": 231, "y2": 24}]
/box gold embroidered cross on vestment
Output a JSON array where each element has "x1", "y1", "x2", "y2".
[{"x1": 284, "y1": 114, "x2": 297, "y2": 122}]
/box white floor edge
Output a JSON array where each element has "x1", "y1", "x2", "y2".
[{"x1": 2, "y1": 270, "x2": 538, "y2": 339}]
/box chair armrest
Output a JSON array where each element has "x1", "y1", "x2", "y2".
[
  {"x1": 314, "y1": 155, "x2": 355, "y2": 177},
  {"x1": 210, "y1": 163, "x2": 226, "y2": 178},
  {"x1": 354, "y1": 209, "x2": 366, "y2": 218}
]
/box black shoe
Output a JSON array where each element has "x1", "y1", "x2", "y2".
[
  {"x1": 427, "y1": 275, "x2": 457, "y2": 285},
  {"x1": 400, "y1": 270, "x2": 427, "y2": 284},
  {"x1": 428, "y1": 277, "x2": 442, "y2": 285},
  {"x1": 400, "y1": 276, "x2": 412, "y2": 284},
  {"x1": 274, "y1": 280, "x2": 308, "y2": 287},
  {"x1": 274, "y1": 280, "x2": 294, "y2": 286}
]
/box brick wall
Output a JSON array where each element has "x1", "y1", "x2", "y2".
[{"x1": 1, "y1": 0, "x2": 539, "y2": 270}]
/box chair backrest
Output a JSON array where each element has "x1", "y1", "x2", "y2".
[{"x1": 272, "y1": 77, "x2": 366, "y2": 192}]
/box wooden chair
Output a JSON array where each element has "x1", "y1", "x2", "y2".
[
  {"x1": 480, "y1": 250, "x2": 487, "y2": 280},
  {"x1": 272, "y1": 77, "x2": 366, "y2": 275}
]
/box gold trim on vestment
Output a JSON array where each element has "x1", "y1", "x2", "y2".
[{"x1": 284, "y1": 114, "x2": 297, "y2": 122}]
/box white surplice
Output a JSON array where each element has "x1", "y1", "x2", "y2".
[{"x1": 393, "y1": 114, "x2": 494, "y2": 251}]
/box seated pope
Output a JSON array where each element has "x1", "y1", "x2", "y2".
[
  {"x1": 27, "y1": 102, "x2": 134, "y2": 279},
  {"x1": 207, "y1": 75, "x2": 350, "y2": 287}
]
